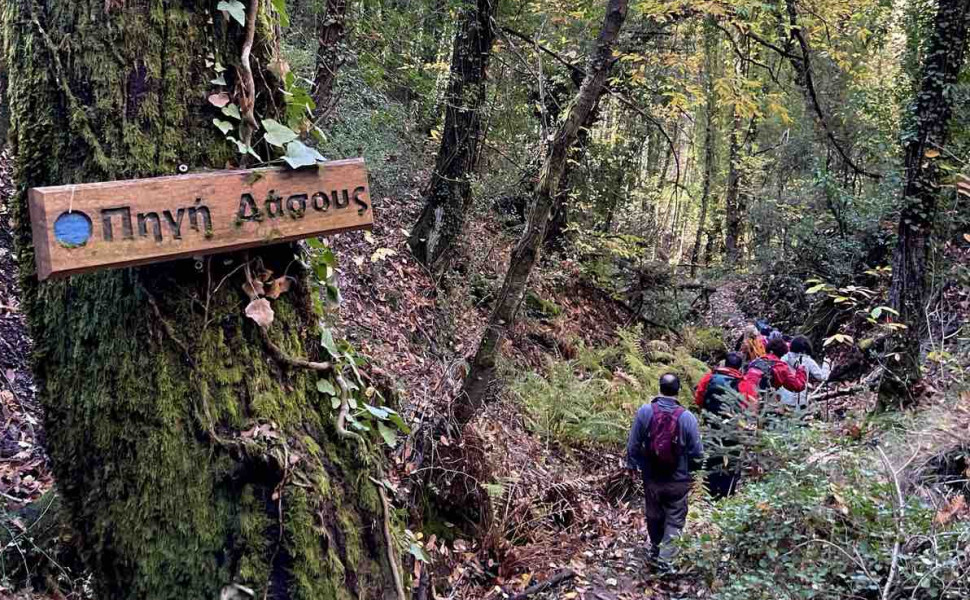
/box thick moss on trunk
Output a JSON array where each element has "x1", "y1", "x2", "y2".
[{"x1": 4, "y1": 1, "x2": 398, "y2": 598}]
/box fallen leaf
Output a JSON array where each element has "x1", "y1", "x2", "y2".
[
  {"x1": 935, "y1": 495, "x2": 968, "y2": 526},
  {"x1": 245, "y1": 298, "x2": 274, "y2": 329},
  {"x1": 208, "y1": 92, "x2": 231, "y2": 108},
  {"x1": 265, "y1": 276, "x2": 293, "y2": 299},
  {"x1": 371, "y1": 247, "x2": 397, "y2": 263},
  {"x1": 242, "y1": 280, "x2": 264, "y2": 300}
]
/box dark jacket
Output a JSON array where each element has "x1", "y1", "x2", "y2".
[{"x1": 626, "y1": 396, "x2": 704, "y2": 483}]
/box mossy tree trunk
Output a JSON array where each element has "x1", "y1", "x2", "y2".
[
  {"x1": 5, "y1": 2, "x2": 400, "y2": 598},
  {"x1": 408, "y1": 0, "x2": 497, "y2": 274},
  {"x1": 878, "y1": 0, "x2": 970, "y2": 406},
  {"x1": 313, "y1": 0, "x2": 350, "y2": 117}
]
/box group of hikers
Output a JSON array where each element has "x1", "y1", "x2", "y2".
[{"x1": 626, "y1": 321, "x2": 831, "y2": 569}]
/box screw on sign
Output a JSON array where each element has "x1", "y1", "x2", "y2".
[{"x1": 28, "y1": 159, "x2": 373, "y2": 280}]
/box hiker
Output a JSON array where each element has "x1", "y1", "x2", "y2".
[
  {"x1": 626, "y1": 374, "x2": 704, "y2": 567},
  {"x1": 778, "y1": 336, "x2": 830, "y2": 409},
  {"x1": 742, "y1": 337, "x2": 807, "y2": 409},
  {"x1": 739, "y1": 325, "x2": 766, "y2": 363},
  {"x1": 694, "y1": 353, "x2": 751, "y2": 498},
  {"x1": 768, "y1": 329, "x2": 789, "y2": 353},
  {"x1": 694, "y1": 352, "x2": 756, "y2": 414}
]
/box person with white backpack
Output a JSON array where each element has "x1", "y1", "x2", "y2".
[{"x1": 778, "y1": 335, "x2": 830, "y2": 409}]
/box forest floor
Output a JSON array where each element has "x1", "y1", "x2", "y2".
[{"x1": 2, "y1": 149, "x2": 961, "y2": 600}]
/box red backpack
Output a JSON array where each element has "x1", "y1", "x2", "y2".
[{"x1": 643, "y1": 400, "x2": 685, "y2": 475}]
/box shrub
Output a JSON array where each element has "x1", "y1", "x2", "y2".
[{"x1": 686, "y1": 426, "x2": 970, "y2": 600}]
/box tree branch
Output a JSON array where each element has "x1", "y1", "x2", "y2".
[{"x1": 783, "y1": 0, "x2": 880, "y2": 179}]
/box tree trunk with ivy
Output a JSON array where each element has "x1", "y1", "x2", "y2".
[
  {"x1": 878, "y1": 0, "x2": 970, "y2": 406},
  {"x1": 5, "y1": 2, "x2": 401, "y2": 598},
  {"x1": 408, "y1": 0, "x2": 497, "y2": 273},
  {"x1": 313, "y1": 0, "x2": 350, "y2": 117},
  {"x1": 460, "y1": 0, "x2": 630, "y2": 414}
]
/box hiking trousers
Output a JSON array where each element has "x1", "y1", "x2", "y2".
[{"x1": 643, "y1": 479, "x2": 691, "y2": 560}]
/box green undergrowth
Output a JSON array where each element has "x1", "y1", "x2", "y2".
[
  {"x1": 684, "y1": 415, "x2": 970, "y2": 600},
  {"x1": 510, "y1": 326, "x2": 710, "y2": 448}
]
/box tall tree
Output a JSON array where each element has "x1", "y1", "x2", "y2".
[
  {"x1": 459, "y1": 0, "x2": 631, "y2": 416},
  {"x1": 5, "y1": 1, "x2": 400, "y2": 598},
  {"x1": 313, "y1": 0, "x2": 350, "y2": 116},
  {"x1": 408, "y1": 0, "x2": 498, "y2": 272},
  {"x1": 691, "y1": 19, "x2": 718, "y2": 277},
  {"x1": 879, "y1": 0, "x2": 970, "y2": 404}
]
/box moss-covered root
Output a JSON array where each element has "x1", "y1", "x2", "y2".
[{"x1": 4, "y1": 1, "x2": 401, "y2": 598}]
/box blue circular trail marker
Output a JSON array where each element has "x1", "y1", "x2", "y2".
[{"x1": 53, "y1": 211, "x2": 93, "y2": 248}]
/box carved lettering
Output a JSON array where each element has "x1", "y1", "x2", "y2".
[
  {"x1": 137, "y1": 212, "x2": 163, "y2": 242},
  {"x1": 265, "y1": 190, "x2": 284, "y2": 218},
  {"x1": 163, "y1": 208, "x2": 185, "y2": 240},
  {"x1": 237, "y1": 193, "x2": 262, "y2": 222},
  {"x1": 188, "y1": 198, "x2": 213, "y2": 235},
  {"x1": 312, "y1": 192, "x2": 330, "y2": 212},
  {"x1": 286, "y1": 194, "x2": 307, "y2": 218},
  {"x1": 333, "y1": 189, "x2": 350, "y2": 209},
  {"x1": 353, "y1": 186, "x2": 369, "y2": 216},
  {"x1": 101, "y1": 207, "x2": 133, "y2": 241}
]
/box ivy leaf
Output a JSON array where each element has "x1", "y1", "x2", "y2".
[
  {"x1": 282, "y1": 140, "x2": 325, "y2": 169},
  {"x1": 226, "y1": 136, "x2": 261, "y2": 160},
  {"x1": 217, "y1": 0, "x2": 246, "y2": 26},
  {"x1": 212, "y1": 119, "x2": 233, "y2": 135},
  {"x1": 388, "y1": 412, "x2": 411, "y2": 434},
  {"x1": 214, "y1": 62, "x2": 227, "y2": 74},
  {"x1": 320, "y1": 328, "x2": 339, "y2": 358},
  {"x1": 316, "y1": 379, "x2": 336, "y2": 396},
  {"x1": 408, "y1": 543, "x2": 430, "y2": 563},
  {"x1": 364, "y1": 404, "x2": 389, "y2": 420},
  {"x1": 271, "y1": 0, "x2": 290, "y2": 27},
  {"x1": 222, "y1": 103, "x2": 242, "y2": 120},
  {"x1": 262, "y1": 119, "x2": 299, "y2": 148},
  {"x1": 377, "y1": 422, "x2": 397, "y2": 448},
  {"x1": 211, "y1": 74, "x2": 227, "y2": 86},
  {"x1": 330, "y1": 396, "x2": 341, "y2": 410}
]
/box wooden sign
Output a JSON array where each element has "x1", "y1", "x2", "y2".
[{"x1": 28, "y1": 159, "x2": 373, "y2": 280}]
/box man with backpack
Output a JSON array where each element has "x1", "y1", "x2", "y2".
[
  {"x1": 693, "y1": 353, "x2": 753, "y2": 499},
  {"x1": 626, "y1": 374, "x2": 704, "y2": 568},
  {"x1": 694, "y1": 352, "x2": 756, "y2": 414},
  {"x1": 742, "y1": 338, "x2": 807, "y2": 410}
]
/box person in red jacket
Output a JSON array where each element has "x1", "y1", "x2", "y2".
[
  {"x1": 742, "y1": 338, "x2": 807, "y2": 412},
  {"x1": 694, "y1": 353, "x2": 758, "y2": 414}
]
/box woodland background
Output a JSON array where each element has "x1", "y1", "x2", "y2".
[{"x1": 0, "y1": 0, "x2": 967, "y2": 598}]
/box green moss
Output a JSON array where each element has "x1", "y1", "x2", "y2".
[
  {"x1": 524, "y1": 291, "x2": 562, "y2": 318},
  {"x1": 5, "y1": 1, "x2": 397, "y2": 598}
]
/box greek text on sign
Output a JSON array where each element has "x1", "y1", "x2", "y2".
[{"x1": 28, "y1": 159, "x2": 372, "y2": 280}]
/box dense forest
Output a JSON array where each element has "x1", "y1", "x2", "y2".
[{"x1": 0, "y1": 0, "x2": 967, "y2": 598}]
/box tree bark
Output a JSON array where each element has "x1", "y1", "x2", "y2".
[
  {"x1": 313, "y1": 0, "x2": 350, "y2": 117},
  {"x1": 724, "y1": 106, "x2": 743, "y2": 263},
  {"x1": 408, "y1": 0, "x2": 498, "y2": 273},
  {"x1": 690, "y1": 20, "x2": 717, "y2": 278},
  {"x1": 6, "y1": 2, "x2": 399, "y2": 598},
  {"x1": 459, "y1": 0, "x2": 630, "y2": 417},
  {"x1": 878, "y1": 0, "x2": 970, "y2": 405}
]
